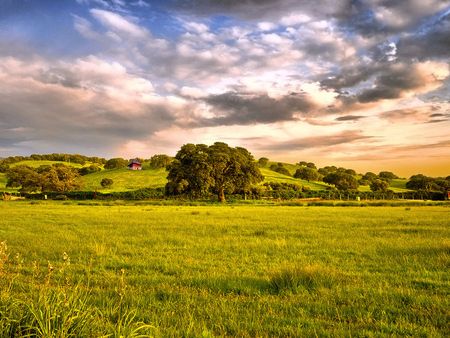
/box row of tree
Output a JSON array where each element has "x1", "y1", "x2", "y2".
[
  {"x1": 2, "y1": 144, "x2": 449, "y2": 202},
  {"x1": 0, "y1": 154, "x2": 174, "y2": 173}
]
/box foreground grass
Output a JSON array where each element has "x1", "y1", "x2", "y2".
[{"x1": 1, "y1": 201, "x2": 449, "y2": 337}]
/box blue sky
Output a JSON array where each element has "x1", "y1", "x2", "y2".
[{"x1": 1, "y1": 0, "x2": 450, "y2": 176}]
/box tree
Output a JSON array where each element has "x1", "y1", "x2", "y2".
[
  {"x1": 362, "y1": 172, "x2": 377, "y2": 182},
  {"x1": 149, "y1": 154, "x2": 172, "y2": 169},
  {"x1": 166, "y1": 142, "x2": 264, "y2": 203},
  {"x1": 345, "y1": 169, "x2": 357, "y2": 175},
  {"x1": 318, "y1": 168, "x2": 329, "y2": 176},
  {"x1": 323, "y1": 172, "x2": 359, "y2": 191},
  {"x1": 274, "y1": 167, "x2": 291, "y2": 176},
  {"x1": 306, "y1": 162, "x2": 317, "y2": 169},
  {"x1": 406, "y1": 174, "x2": 437, "y2": 191},
  {"x1": 79, "y1": 164, "x2": 102, "y2": 176},
  {"x1": 258, "y1": 157, "x2": 269, "y2": 167},
  {"x1": 294, "y1": 167, "x2": 321, "y2": 182},
  {"x1": 298, "y1": 161, "x2": 308, "y2": 167},
  {"x1": 370, "y1": 179, "x2": 390, "y2": 192},
  {"x1": 104, "y1": 158, "x2": 128, "y2": 169},
  {"x1": 0, "y1": 164, "x2": 10, "y2": 173},
  {"x1": 101, "y1": 178, "x2": 114, "y2": 188},
  {"x1": 379, "y1": 171, "x2": 398, "y2": 181},
  {"x1": 6, "y1": 164, "x2": 85, "y2": 193}
]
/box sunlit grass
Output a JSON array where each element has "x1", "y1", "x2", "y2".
[
  {"x1": 83, "y1": 164, "x2": 167, "y2": 192},
  {"x1": 1, "y1": 202, "x2": 449, "y2": 337}
]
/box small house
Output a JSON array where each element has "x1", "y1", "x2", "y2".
[{"x1": 127, "y1": 158, "x2": 142, "y2": 170}]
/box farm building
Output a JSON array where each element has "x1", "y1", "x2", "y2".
[{"x1": 127, "y1": 158, "x2": 142, "y2": 170}]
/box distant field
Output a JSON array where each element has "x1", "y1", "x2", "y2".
[{"x1": 1, "y1": 202, "x2": 449, "y2": 337}]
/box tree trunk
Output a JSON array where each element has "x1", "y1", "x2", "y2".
[{"x1": 218, "y1": 187, "x2": 226, "y2": 203}]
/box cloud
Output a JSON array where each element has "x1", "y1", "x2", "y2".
[
  {"x1": 357, "y1": 61, "x2": 449, "y2": 103},
  {"x1": 187, "y1": 91, "x2": 317, "y2": 127},
  {"x1": 90, "y1": 8, "x2": 148, "y2": 39},
  {"x1": 335, "y1": 115, "x2": 366, "y2": 121},
  {"x1": 0, "y1": 55, "x2": 179, "y2": 156},
  {"x1": 255, "y1": 130, "x2": 375, "y2": 152}
]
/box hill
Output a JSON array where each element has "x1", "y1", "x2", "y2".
[
  {"x1": 84, "y1": 163, "x2": 167, "y2": 192},
  {"x1": 1, "y1": 159, "x2": 410, "y2": 194}
]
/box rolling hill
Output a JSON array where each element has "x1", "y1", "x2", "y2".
[{"x1": 0, "y1": 160, "x2": 409, "y2": 194}]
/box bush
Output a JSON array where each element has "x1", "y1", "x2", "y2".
[{"x1": 101, "y1": 178, "x2": 114, "y2": 188}]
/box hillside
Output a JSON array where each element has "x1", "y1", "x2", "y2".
[
  {"x1": 1, "y1": 160, "x2": 410, "y2": 194},
  {"x1": 84, "y1": 163, "x2": 167, "y2": 192}
]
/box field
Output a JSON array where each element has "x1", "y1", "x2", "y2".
[{"x1": 1, "y1": 201, "x2": 449, "y2": 337}]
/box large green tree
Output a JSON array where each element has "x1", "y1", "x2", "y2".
[
  {"x1": 6, "y1": 164, "x2": 85, "y2": 193},
  {"x1": 323, "y1": 172, "x2": 359, "y2": 191},
  {"x1": 370, "y1": 179, "x2": 390, "y2": 192},
  {"x1": 293, "y1": 167, "x2": 322, "y2": 182},
  {"x1": 166, "y1": 142, "x2": 264, "y2": 202}
]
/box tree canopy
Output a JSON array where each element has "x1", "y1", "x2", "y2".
[
  {"x1": 149, "y1": 154, "x2": 172, "y2": 169},
  {"x1": 104, "y1": 158, "x2": 128, "y2": 169},
  {"x1": 323, "y1": 172, "x2": 359, "y2": 191},
  {"x1": 370, "y1": 179, "x2": 390, "y2": 192},
  {"x1": 165, "y1": 142, "x2": 264, "y2": 202},
  {"x1": 6, "y1": 164, "x2": 85, "y2": 193},
  {"x1": 294, "y1": 167, "x2": 322, "y2": 182}
]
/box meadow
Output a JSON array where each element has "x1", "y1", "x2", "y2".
[{"x1": 1, "y1": 201, "x2": 449, "y2": 337}]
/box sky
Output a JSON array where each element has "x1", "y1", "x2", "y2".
[{"x1": 0, "y1": 0, "x2": 449, "y2": 177}]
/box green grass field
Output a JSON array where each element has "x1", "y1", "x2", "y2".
[{"x1": 1, "y1": 201, "x2": 449, "y2": 337}]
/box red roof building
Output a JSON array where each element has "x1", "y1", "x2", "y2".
[{"x1": 127, "y1": 158, "x2": 142, "y2": 170}]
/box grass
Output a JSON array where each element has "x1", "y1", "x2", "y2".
[
  {"x1": 83, "y1": 163, "x2": 167, "y2": 192},
  {"x1": 259, "y1": 167, "x2": 331, "y2": 190},
  {"x1": 1, "y1": 201, "x2": 449, "y2": 337}
]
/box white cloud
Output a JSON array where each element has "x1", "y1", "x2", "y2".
[
  {"x1": 280, "y1": 12, "x2": 311, "y2": 26},
  {"x1": 179, "y1": 86, "x2": 209, "y2": 99},
  {"x1": 258, "y1": 22, "x2": 277, "y2": 31},
  {"x1": 90, "y1": 9, "x2": 148, "y2": 39}
]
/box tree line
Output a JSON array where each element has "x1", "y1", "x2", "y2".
[{"x1": 2, "y1": 145, "x2": 449, "y2": 202}]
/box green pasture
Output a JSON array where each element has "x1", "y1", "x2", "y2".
[
  {"x1": 259, "y1": 167, "x2": 331, "y2": 190},
  {"x1": 83, "y1": 164, "x2": 167, "y2": 192},
  {"x1": 1, "y1": 201, "x2": 449, "y2": 337}
]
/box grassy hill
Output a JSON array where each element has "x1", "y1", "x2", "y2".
[
  {"x1": 84, "y1": 163, "x2": 167, "y2": 192},
  {"x1": 259, "y1": 167, "x2": 331, "y2": 190},
  {"x1": 1, "y1": 160, "x2": 410, "y2": 194}
]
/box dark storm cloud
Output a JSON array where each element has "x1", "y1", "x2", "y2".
[
  {"x1": 397, "y1": 12, "x2": 450, "y2": 60},
  {"x1": 255, "y1": 130, "x2": 374, "y2": 152},
  {"x1": 166, "y1": 0, "x2": 350, "y2": 22},
  {"x1": 320, "y1": 64, "x2": 382, "y2": 93},
  {"x1": 189, "y1": 91, "x2": 316, "y2": 127}
]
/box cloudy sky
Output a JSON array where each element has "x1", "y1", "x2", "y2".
[{"x1": 1, "y1": 0, "x2": 449, "y2": 176}]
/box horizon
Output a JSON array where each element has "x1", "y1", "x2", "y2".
[{"x1": 1, "y1": 0, "x2": 449, "y2": 178}]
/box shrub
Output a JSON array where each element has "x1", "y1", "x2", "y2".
[{"x1": 101, "y1": 178, "x2": 114, "y2": 188}]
